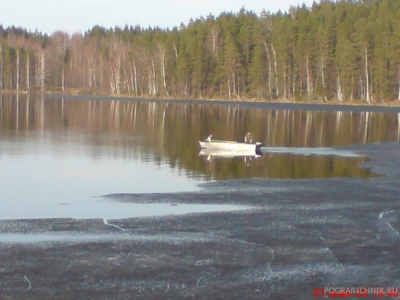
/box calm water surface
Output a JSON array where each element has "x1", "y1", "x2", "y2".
[{"x1": 1, "y1": 94, "x2": 399, "y2": 219}]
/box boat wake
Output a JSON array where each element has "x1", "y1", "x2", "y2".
[{"x1": 260, "y1": 147, "x2": 360, "y2": 157}]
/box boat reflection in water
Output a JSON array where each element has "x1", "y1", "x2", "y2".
[{"x1": 198, "y1": 149, "x2": 261, "y2": 167}]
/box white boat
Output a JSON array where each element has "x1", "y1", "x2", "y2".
[
  {"x1": 199, "y1": 148, "x2": 261, "y2": 159},
  {"x1": 199, "y1": 139, "x2": 262, "y2": 154}
]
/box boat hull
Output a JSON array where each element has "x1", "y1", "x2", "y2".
[
  {"x1": 199, "y1": 140, "x2": 262, "y2": 154},
  {"x1": 199, "y1": 148, "x2": 261, "y2": 158}
]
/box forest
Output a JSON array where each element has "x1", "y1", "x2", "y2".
[{"x1": 1, "y1": 0, "x2": 400, "y2": 104}]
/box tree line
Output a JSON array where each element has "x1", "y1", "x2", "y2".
[{"x1": 1, "y1": 0, "x2": 400, "y2": 104}]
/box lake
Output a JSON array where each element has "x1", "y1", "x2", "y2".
[{"x1": 1, "y1": 93, "x2": 399, "y2": 219}]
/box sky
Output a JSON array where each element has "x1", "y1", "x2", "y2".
[{"x1": 1, "y1": 0, "x2": 316, "y2": 35}]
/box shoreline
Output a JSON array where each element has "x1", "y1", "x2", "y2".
[
  {"x1": 39, "y1": 93, "x2": 400, "y2": 113},
  {"x1": 2, "y1": 90, "x2": 400, "y2": 110}
]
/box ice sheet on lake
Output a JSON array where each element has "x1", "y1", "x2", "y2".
[{"x1": 0, "y1": 202, "x2": 249, "y2": 220}]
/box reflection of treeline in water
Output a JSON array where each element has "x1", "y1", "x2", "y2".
[
  {"x1": 0, "y1": 94, "x2": 396, "y2": 179},
  {"x1": 2, "y1": 0, "x2": 400, "y2": 103},
  {"x1": 1, "y1": 94, "x2": 398, "y2": 147},
  {"x1": 202, "y1": 152, "x2": 374, "y2": 181}
]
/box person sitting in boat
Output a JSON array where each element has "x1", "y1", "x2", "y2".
[
  {"x1": 207, "y1": 134, "x2": 213, "y2": 142},
  {"x1": 244, "y1": 132, "x2": 253, "y2": 143}
]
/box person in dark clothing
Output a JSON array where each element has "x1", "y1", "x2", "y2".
[{"x1": 244, "y1": 132, "x2": 253, "y2": 143}]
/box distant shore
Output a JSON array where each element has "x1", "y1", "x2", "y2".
[
  {"x1": 3, "y1": 89, "x2": 400, "y2": 105},
  {"x1": 3, "y1": 90, "x2": 400, "y2": 112},
  {"x1": 42, "y1": 93, "x2": 400, "y2": 114}
]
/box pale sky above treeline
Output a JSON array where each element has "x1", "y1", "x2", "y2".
[{"x1": 1, "y1": 0, "x2": 315, "y2": 34}]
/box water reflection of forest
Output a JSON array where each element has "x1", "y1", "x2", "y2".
[{"x1": 1, "y1": 93, "x2": 399, "y2": 180}]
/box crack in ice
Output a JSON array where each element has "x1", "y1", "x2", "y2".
[
  {"x1": 103, "y1": 218, "x2": 126, "y2": 232},
  {"x1": 378, "y1": 210, "x2": 399, "y2": 238}
]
